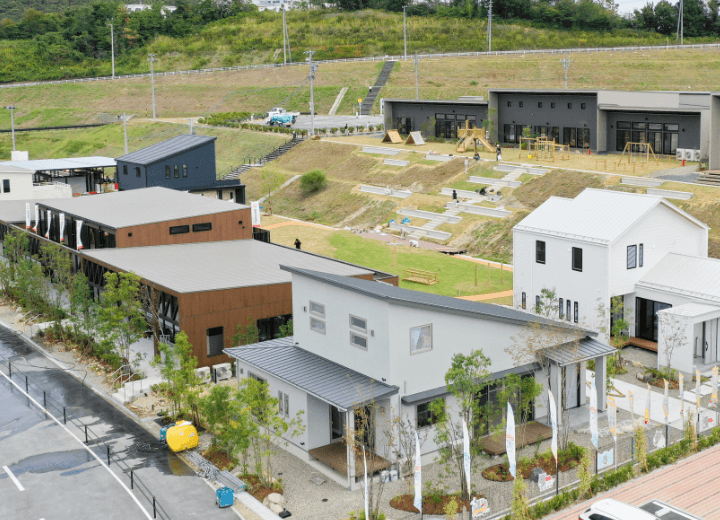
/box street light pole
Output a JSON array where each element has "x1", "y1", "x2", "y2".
[
  {"x1": 282, "y1": 7, "x2": 287, "y2": 65},
  {"x1": 414, "y1": 53, "x2": 419, "y2": 100},
  {"x1": 148, "y1": 54, "x2": 157, "y2": 120},
  {"x1": 109, "y1": 22, "x2": 115, "y2": 79},
  {"x1": 488, "y1": 0, "x2": 492, "y2": 52},
  {"x1": 119, "y1": 114, "x2": 129, "y2": 154},
  {"x1": 403, "y1": 6, "x2": 407, "y2": 61},
  {"x1": 305, "y1": 50, "x2": 316, "y2": 136},
  {"x1": 5, "y1": 105, "x2": 16, "y2": 151}
]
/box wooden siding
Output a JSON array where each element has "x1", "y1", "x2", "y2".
[{"x1": 115, "y1": 207, "x2": 252, "y2": 248}]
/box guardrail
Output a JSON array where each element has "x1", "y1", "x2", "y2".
[
  {"x1": 2, "y1": 42, "x2": 720, "y2": 90},
  {"x1": 0, "y1": 122, "x2": 112, "y2": 133}
]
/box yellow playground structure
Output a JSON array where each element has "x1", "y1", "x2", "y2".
[
  {"x1": 518, "y1": 136, "x2": 570, "y2": 161},
  {"x1": 456, "y1": 120, "x2": 496, "y2": 153}
]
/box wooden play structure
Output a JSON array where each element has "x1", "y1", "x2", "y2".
[
  {"x1": 456, "y1": 120, "x2": 496, "y2": 153},
  {"x1": 518, "y1": 137, "x2": 570, "y2": 161},
  {"x1": 405, "y1": 131, "x2": 425, "y2": 145},
  {"x1": 403, "y1": 268, "x2": 440, "y2": 285},
  {"x1": 382, "y1": 130, "x2": 403, "y2": 144},
  {"x1": 617, "y1": 142, "x2": 659, "y2": 165}
]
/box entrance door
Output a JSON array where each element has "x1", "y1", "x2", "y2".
[
  {"x1": 330, "y1": 406, "x2": 344, "y2": 442},
  {"x1": 635, "y1": 297, "x2": 672, "y2": 342}
]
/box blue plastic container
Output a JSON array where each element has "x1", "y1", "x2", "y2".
[
  {"x1": 216, "y1": 487, "x2": 234, "y2": 508},
  {"x1": 159, "y1": 422, "x2": 175, "y2": 444}
]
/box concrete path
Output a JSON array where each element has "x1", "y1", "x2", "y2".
[
  {"x1": 650, "y1": 165, "x2": 700, "y2": 183},
  {"x1": 458, "y1": 289, "x2": 514, "y2": 302}
]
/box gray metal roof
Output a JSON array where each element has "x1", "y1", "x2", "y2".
[
  {"x1": 224, "y1": 337, "x2": 398, "y2": 411},
  {"x1": 281, "y1": 266, "x2": 582, "y2": 330},
  {"x1": 0, "y1": 164, "x2": 34, "y2": 174},
  {"x1": 84, "y1": 240, "x2": 372, "y2": 294},
  {"x1": 0, "y1": 199, "x2": 42, "y2": 224},
  {"x1": 116, "y1": 134, "x2": 216, "y2": 166},
  {"x1": 637, "y1": 253, "x2": 720, "y2": 305},
  {"x1": 541, "y1": 337, "x2": 615, "y2": 367},
  {"x1": 384, "y1": 98, "x2": 488, "y2": 106},
  {"x1": 40, "y1": 187, "x2": 247, "y2": 229},
  {"x1": 0, "y1": 156, "x2": 116, "y2": 172}
]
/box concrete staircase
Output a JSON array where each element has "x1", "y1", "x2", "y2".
[
  {"x1": 224, "y1": 137, "x2": 306, "y2": 180},
  {"x1": 696, "y1": 170, "x2": 720, "y2": 186},
  {"x1": 360, "y1": 62, "x2": 396, "y2": 115},
  {"x1": 111, "y1": 376, "x2": 163, "y2": 404}
]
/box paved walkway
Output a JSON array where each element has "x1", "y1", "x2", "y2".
[
  {"x1": 548, "y1": 443, "x2": 720, "y2": 520},
  {"x1": 650, "y1": 164, "x2": 700, "y2": 183},
  {"x1": 458, "y1": 289, "x2": 514, "y2": 302}
]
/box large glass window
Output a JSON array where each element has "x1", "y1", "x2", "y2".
[
  {"x1": 165, "y1": 165, "x2": 171, "y2": 179},
  {"x1": 572, "y1": 247, "x2": 583, "y2": 272},
  {"x1": 577, "y1": 129, "x2": 591, "y2": 149},
  {"x1": 563, "y1": 127, "x2": 576, "y2": 147},
  {"x1": 174, "y1": 165, "x2": 180, "y2": 178},
  {"x1": 536, "y1": 240, "x2": 546, "y2": 264},
  {"x1": 504, "y1": 124, "x2": 515, "y2": 143},
  {"x1": 257, "y1": 314, "x2": 292, "y2": 342},
  {"x1": 627, "y1": 245, "x2": 637, "y2": 269},
  {"x1": 417, "y1": 399, "x2": 443, "y2": 428},
  {"x1": 410, "y1": 324, "x2": 432, "y2": 353},
  {"x1": 635, "y1": 297, "x2": 672, "y2": 342},
  {"x1": 617, "y1": 120, "x2": 678, "y2": 154},
  {"x1": 207, "y1": 327, "x2": 224, "y2": 356}
]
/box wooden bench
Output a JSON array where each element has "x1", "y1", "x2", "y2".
[
  {"x1": 403, "y1": 268, "x2": 439, "y2": 285},
  {"x1": 627, "y1": 337, "x2": 658, "y2": 352}
]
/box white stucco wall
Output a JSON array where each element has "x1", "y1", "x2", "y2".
[{"x1": 0, "y1": 173, "x2": 34, "y2": 200}]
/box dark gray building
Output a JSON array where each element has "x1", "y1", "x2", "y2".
[
  {"x1": 116, "y1": 134, "x2": 245, "y2": 203},
  {"x1": 383, "y1": 98, "x2": 488, "y2": 139}
]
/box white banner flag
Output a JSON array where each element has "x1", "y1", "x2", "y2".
[
  {"x1": 712, "y1": 367, "x2": 718, "y2": 409},
  {"x1": 363, "y1": 446, "x2": 369, "y2": 520},
  {"x1": 462, "y1": 417, "x2": 471, "y2": 498},
  {"x1": 590, "y1": 377, "x2": 598, "y2": 449},
  {"x1": 33, "y1": 204, "x2": 39, "y2": 232},
  {"x1": 629, "y1": 390, "x2": 635, "y2": 426},
  {"x1": 251, "y1": 201, "x2": 261, "y2": 226},
  {"x1": 696, "y1": 369, "x2": 702, "y2": 411},
  {"x1": 663, "y1": 380, "x2": 669, "y2": 426},
  {"x1": 59, "y1": 213, "x2": 65, "y2": 242},
  {"x1": 413, "y1": 431, "x2": 422, "y2": 513},
  {"x1": 645, "y1": 383, "x2": 652, "y2": 426},
  {"x1": 45, "y1": 210, "x2": 51, "y2": 239},
  {"x1": 25, "y1": 203, "x2": 30, "y2": 230},
  {"x1": 608, "y1": 396, "x2": 617, "y2": 442},
  {"x1": 506, "y1": 402, "x2": 516, "y2": 478},
  {"x1": 679, "y1": 373, "x2": 685, "y2": 422},
  {"x1": 76, "y1": 220, "x2": 84, "y2": 250},
  {"x1": 549, "y1": 390, "x2": 558, "y2": 463}
]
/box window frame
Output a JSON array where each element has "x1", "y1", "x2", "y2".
[
  {"x1": 572, "y1": 247, "x2": 583, "y2": 272},
  {"x1": 581, "y1": 103, "x2": 586, "y2": 110},
  {"x1": 165, "y1": 165, "x2": 171, "y2": 179},
  {"x1": 567, "y1": 102, "x2": 572, "y2": 109},
  {"x1": 349, "y1": 314, "x2": 367, "y2": 333},
  {"x1": 2, "y1": 179, "x2": 9, "y2": 193},
  {"x1": 350, "y1": 331, "x2": 368, "y2": 350},
  {"x1": 535, "y1": 295, "x2": 541, "y2": 313},
  {"x1": 566, "y1": 300, "x2": 571, "y2": 321},
  {"x1": 309, "y1": 301, "x2": 325, "y2": 318},
  {"x1": 538, "y1": 102, "x2": 543, "y2": 108},
  {"x1": 192, "y1": 222, "x2": 212, "y2": 232},
  {"x1": 169, "y1": 225, "x2": 190, "y2": 235},
  {"x1": 519, "y1": 101, "x2": 524, "y2": 108},
  {"x1": 417, "y1": 398, "x2": 443, "y2": 429},
  {"x1": 559, "y1": 298, "x2": 564, "y2": 319},
  {"x1": 123, "y1": 164, "x2": 128, "y2": 175},
  {"x1": 206, "y1": 326, "x2": 224, "y2": 357},
  {"x1": 574, "y1": 302, "x2": 579, "y2": 323},
  {"x1": 135, "y1": 167, "x2": 141, "y2": 178},
  {"x1": 182, "y1": 164, "x2": 188, "y2": 178},
  {"x1": 507, "y1": 101, "x2": 512, "y2": 107},
  {"x1": 174, "y1": 164, "x2": 180, "y2": 178},
  {"x1": 627, "y1": 245, "x2": 637, "y2": 270},
  {"x1": 410, "y1": 324, "x2": 433, "y2": 354},
  {"x1": 535, "y1": 240, "x2": 546, "y2": 264},
  {"x1": 639, "y1": 243, "x2": 644, "y2": 267},
  {"x1": 310, "y1": 316, "x2": 326, "y2": 334},
  {"x1": 521, "y1": 292, "x2": 526, "y2": 309},
  {"x1": 551, "y1": 102, "x2": 556, "y2": 109},
  {"x1": 278, "y1": 390, "x2": 284, "y2": 415}
]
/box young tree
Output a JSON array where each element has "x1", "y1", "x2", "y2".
[
  {"x1": 0, "y1": 229, "x2": 30, "y2": 298},
  {"x1": 278, "y1": 319, "x2": 293, "y2": 338},
  {"x1": 232, "y1": 316, "x2": 259, "y2": 346},
  {"x1": 659, "y1": 313, "x2": 688, "y2": 379},
  {"x1": 386, "y1": 408, "x2": 428, "y2": 493},
  {"x1": 496, "y1": 372, "x2": 543, "y2": 442},
  {"x1": 69, "y1": 272, "x2": 99, "y2": 355},
  {"x1": 154, "y1": 331, "x2": 201, "y2": 423},
  {"x1": 97, "y1": 272, "x2": 146, "y2": 376},
  {"x1": 39, "y1": 241, "x2": 73, "y2": 319},
  {"x1": 511, "y1": 475, "x2": 531, "y2": 520},
  {"x1": 140, "y1": 284, "x2": 162, "y2": 358},
  {"x1": 577, "y1": 449, "x2": 593, "y2": 498}
]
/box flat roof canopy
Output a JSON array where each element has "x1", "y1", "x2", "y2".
[
  {"x1": 225, "y1": 337, "x2": 398, "y2": 411},
  {"x1": 542, "y1": 337, "x2": 616, "y2": 367},
  {"x1": 0, "y1": 156, "x2": 116, "y2": 173}
]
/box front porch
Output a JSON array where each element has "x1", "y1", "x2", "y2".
[
  {"x1": 479, "y1": 421, "x2": 553, "y2": 455},
  {"x1": 309, "y1": 442, "x2": 392, "y2": 476}
]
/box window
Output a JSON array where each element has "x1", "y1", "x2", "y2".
[
  {"x1": 123, "y1": 165, "x2": 128, "y2": 175},
  {"x1": 535, "y1": 295, "x2": 541, "y2": 313},
  {"x1": 581, "y1": 103, "x2": 586, "y2": 109},
  {"x1": 257, "y1": 314, "x2": 292, "y2": 342},
  {"x1": 574, "y1": 302, "x2": 579, "y2": 323},
  {"x1": 410, "y1": 324, "x2": 432, "y2": 353},
  {"x1": 503, "y1": 124, "x2": 516, "y2": 143},
  {"x1": 417, "y1": 399, "x2": 443, "y2": 428},
  {"x1": 169, "y1": 225, "x2": 190, "y2": 235},
  {"x1": 2, "y1": 179, "x2": 9, "y2": 193},
  {"x1": 207, "y1": 327, "x2": 224, "y2": 357},
  {"x1": 538, "y1": 102, "x2": 543, "y2": 108},
  {"x1": 521, "y1": 292, "x2": 526, "y2": 309},
  {"x1": 174, "y1": 165, "x2": 180, "y2": 178},
  {"x1": 639, "y1": 244, "x2": 644, "y2": 267},
  {"x1": 507, "y1": 101, "x2": 512, "y2": 107},
  {"x1": 135, "y1": 167, "x2": 141, "y2": 178},
  {"x1": 165, "y1": 165, "x2": 171, "y2": 179},
  {"x1": 519, "y1": 101, "x2": 524, "y2": 108},
  {"x1": 284, "y1": 393, "x2": 289, "y2": 419},
  {"x1": 567, "y1": 103, "x2": 572, "y2": 109},
  {"x1": 277, "y1": 391, "x2": 289, "y2": 418},
  {"x1": 249, "y1": 373, "x2": 266, "y2": 384},
  {"x1": 572, "y1": 247, "x2": 583, "y2": 272},
  {"x1": 310, "y1": 317, "x2": 326, "y2": 334},
  {"x1": 566, "y1": 300, "x2": 571, "y2": 321},
  {"x1": 551, "y1": 102, "x2": 556, "y2": 108},
  {"x1": 192, "y1": 222, "x2": 212, "y2": 232},
  {"x1": 535, "y1": 240, "x2": 546, "y2": 264},
  {"x1": 350, "y1": 332, "x2": 368, "y2": 350},
  {"x1": 627, "y1": 245, "x2": 637, "y2": 269},
  {"x1": 182, "y1": 164, "x2": 188, "y2": 178},
  {"x1": 559, "y1": 298, "x2": 564, "y2": 319},
  {"x1": 309, "y1": 301, "x2": 325, "y2": 317},
  {"x1": 350, "y1": 315, "x2": 367, "y2": 332}
]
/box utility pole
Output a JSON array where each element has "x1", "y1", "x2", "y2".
[
  {"x1": 305, "y1": 50, "x2": 317, "y2": 136},
  {"x1": 414, "y1": 52, "x2": 419, "y2": 99},
  {"x1": 560, "y1": 53, "x2": 573, "y2": 89},
  {"x1": 109, "y1": 22, "x2": 115, "y2": 79},
  {"x1": 677, "y1": 0, "x2": 684, "y2": 45},
  {"x1": 5, "y1": 105, "x2": 16, "y2": 151},
  {"x1": 282, "y1": 7, "x2": 287, "y2": 64},
  {"x1": 403, "y1": 6, "x2": 407, "y2": 60},
  {"x1": 487, "y1": 0, "x2": 492, "y2": 52},
  {"x1": 148, "y1": 54, "x2": 157, "y2": 120},
  {"x1": 119, "y1": 114, "x2": 129, "y2": 154}
]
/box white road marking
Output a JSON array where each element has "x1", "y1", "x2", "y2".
[
  {"x1": 3, "y1": 465, "x2": 24, "y2": 491},
  {"x1": 0, "y1": 370, "x2": 152, "y2": 519}
]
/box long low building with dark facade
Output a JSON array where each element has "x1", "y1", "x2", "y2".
[{"x1": 384, "y1": 89, "x2": 712, "y2": 159}]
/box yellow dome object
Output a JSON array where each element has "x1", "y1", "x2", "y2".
[{"x1": 166, "y1": 421, "x2": 199, "y2": 452}]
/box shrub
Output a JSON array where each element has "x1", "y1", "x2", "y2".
[
  {"x1": 348, "y1": 127, "x2": 355, "y2": 133},
  {"x1": 300, "y1": 170, "x2": 328, "y2": 195},
  {"x1": 368, "y1": 125, "x2": 375, "y2": 132},
  {"x1": 330, "y1": 127, "x2": 338, "y2": 134},
  {"x1": 356, "y1": 126, "x2": 364, "y2": 133}
]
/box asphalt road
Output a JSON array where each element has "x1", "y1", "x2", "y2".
[
  {"x1": 291, "y1": 114, "x2": 383, "y2": 131},
  {"x1": 0, "y1": 326, "x2": 237, "y2": 520},
  {"x1": 548, "y1": 444, "x2": 720, "y2": 520}
]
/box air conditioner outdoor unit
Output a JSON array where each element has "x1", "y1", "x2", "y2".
[
  {"x1": 676, "y1": 148, "x2": 685, "y2": 160},
  {"x1": 684, "y1": 149, "x2": 694, "y2": 161},
  {"x1": 212, "y1": 362, "x2": 232, "y2": 382},
  {"x1": 693, "y1": 150, "x2": 701, "y2": 162},
  {"x1": 195, "y1": 366, "x2": 211, "y2": 384}
]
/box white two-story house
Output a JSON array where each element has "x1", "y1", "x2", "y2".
[
  {"x1": 225, "y1": 266, "x2": 614, "y2": 489},
  {"x1": 513, "y1": 188, "x2": 714, "y2": 375}
]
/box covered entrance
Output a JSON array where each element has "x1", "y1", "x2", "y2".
[{"x1": 636, "y1": 297, "x2": 672, "y2": 343}]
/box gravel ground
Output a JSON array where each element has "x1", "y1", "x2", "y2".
[{"x1": 649, "y1": 165, "x2": 699, "y2": 183}]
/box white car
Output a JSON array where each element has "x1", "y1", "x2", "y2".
[{"x1": 579, "y1": 499, "x2": 659, "y2": 520}]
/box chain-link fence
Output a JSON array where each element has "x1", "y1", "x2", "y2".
[{"x1": 0, "y1": 358, "x2": 171, "y2": 520}]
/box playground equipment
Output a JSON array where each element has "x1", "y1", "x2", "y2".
[
  {"x1": 517, "y1": 137, "x2": 570, "y2": 162},
  {"x1": 617, "y1": 142, "x2": 659, "y2": 166},
  {"x1": 456, "y1": 120, "x2": 496, "y2": 153},
  {"x1": 382, "y1": 130, "x2": 403, "y2": 144}
]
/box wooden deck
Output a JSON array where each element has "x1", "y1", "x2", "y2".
[
  {"x1": 309, "y1": 442, "x2": 392, "y2": 476},
  {"x1": 627, "y1": 337, "x2": 658, "y2": 352},
  {"x1": 479, "y1": 421, "x2": 553, "y2": 456}
]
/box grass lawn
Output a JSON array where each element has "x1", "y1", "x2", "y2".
[{"x1": 266, "y1": 221, "x2": 512, "y2": 297}]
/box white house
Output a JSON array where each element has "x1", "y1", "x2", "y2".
[
  {"x1": 225, "y1": 267, "x2": 614, "y2": 489},
  {"x1": 0, "y1": 164, "x2": 71, "y2": 201}
]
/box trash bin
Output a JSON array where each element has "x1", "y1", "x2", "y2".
[{"x1": 216, "y1": 487, "x2": 234, "y2": 508}]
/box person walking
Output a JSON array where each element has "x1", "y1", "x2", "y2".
[
  {"x1": 496, "y1": 146, "x2": 503, "y2": 161},
  {"x1": 294, "y1": 238, "x2": 302, "y2": 250}
]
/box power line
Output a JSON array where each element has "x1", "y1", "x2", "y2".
[{"x1": 304, "y1": 50, "x2": 317, "y2": 136}]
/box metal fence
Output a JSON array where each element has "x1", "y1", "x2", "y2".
[
  {"x1": 2, "y1": 43, "x2": 720, "y2": 90},
  {"x1": 0, "y1": 123, "x2": 111, "y2": 133},
  {"x1": 0, "y1": 358, "x2": 171, "y2": 520}
]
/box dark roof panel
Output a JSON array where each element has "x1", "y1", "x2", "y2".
[{"x1": 117, "y1": 134, "x2": 216, "y2": 166}]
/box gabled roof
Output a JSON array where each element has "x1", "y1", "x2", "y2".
[
  {"x1": 513, "y1": 188, "x2": 708, "y2": 245},
  {"x1": 541, "y1": 337, "x2": 616, "y2": 367},
  {"x1": 281, "y1": 266, "x2": 584, "y2": 330},
  {"x1": 116, "y1": 134, "x2": 216, "y2": 166},
  {"x1": 40, "y1": 187, "x2": 246, "y2": 229},
  {"x1": 224, "y1": 337, "x2": 398, "y2": 411},
  {"x1": 636, "y1": 253, "x2": 720, "y2": 305}
]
